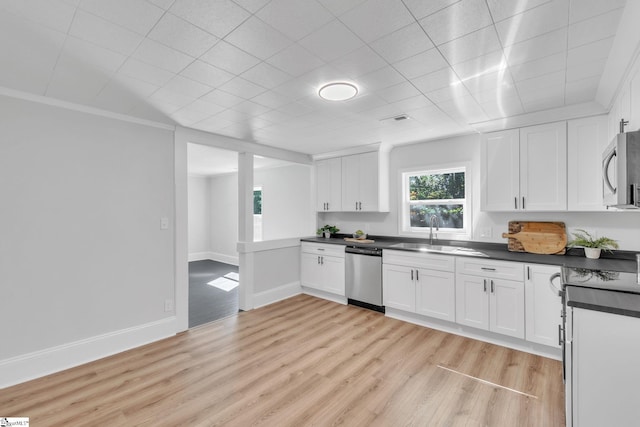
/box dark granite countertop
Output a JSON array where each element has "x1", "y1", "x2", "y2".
[
  {"x1": 566, "y1": 286, "x2": 640, "y2": 318},
  {"x1": 300, "y1": 234, "x2": 638, "y2": 273}
]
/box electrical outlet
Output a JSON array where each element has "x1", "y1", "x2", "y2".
[
  {"x1": 480, "y1": 227, "x2": 492, "y2": 238},
  {"x1": 160, "y1": 217, "x2": 169, "y2": 230},
  {"x1": 164, "y1": 299, "x2": 174, "y2": 312}
]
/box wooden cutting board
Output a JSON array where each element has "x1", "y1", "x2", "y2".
[
  {"x1": 343, "y1": 238, "x2": 375, "y2": 243},
  {"x1": 501, "y1": 221, "x2": 567, "y2": 255}
]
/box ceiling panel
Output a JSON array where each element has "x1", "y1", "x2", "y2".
[{"x1": 0, "y1": 0, "x2": 630, "y2": 155}]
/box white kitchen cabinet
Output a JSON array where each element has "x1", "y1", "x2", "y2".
[
  {"x1": 342, "y1": 151, "x2": 379, "y2": 212},
  {"x1": 455, "y1": 258, "x2": 525, "y2": 339},
  {"x1": 300, "y1": 243, "x2": 345, "y2": 296},
  {"x1": 567, "y1": 116, "x2": 608, "y2": 211},
  {"x1": 316, "y1": 157, "x2": 342, "y2": 212},
  {"x1": 481, "y1": 122, "x2": 567, "y2": 211},
  {"x1": 383, "y1": 250, "x2": 455, "y2": 321},
  {"x1": 524, "y1": 264, "x2": 562, "y2": 348}
]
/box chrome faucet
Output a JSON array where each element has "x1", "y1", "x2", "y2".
[{"x1": 429, "y1": 215, "x2": 439, "y2": 245}]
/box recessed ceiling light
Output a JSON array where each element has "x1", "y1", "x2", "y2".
[{"x1": 318, "y1": 82, "x2": 358, "y2": 101}]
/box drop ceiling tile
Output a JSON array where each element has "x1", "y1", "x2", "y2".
[
  {"x1": 233, "y1": 0, "x2": 271, "y2": 13},
  {"x1": 299, "y1": 19, "x2": 364, "y2": 62},
  {"x1": 369, "y1": 23, "x2": 434, "y2": 64},
  {"x1": 486, "y1": 0, "x2": 552, "y2": 23},
  {"x1": 215, "y1": 108, "x2": 252, "y2": 123},
  {"x1": 219, "y1": 76, "x2": 267, "y2": 99},
  {"x1": 163, "y1": 75, "x2": 213, "y2": 98},
  {"x1": 191, "y1": 115, "x2": 236, "y2": 132},
  {"x1": 516, "y1": 70, "x2": 565, "y2": 94},
  {"x1": 171, "y1": 106, "x2": 215, "y2": 126},
  {"x1": 569, "y1": 0, "x2": 626, "y2": 24},
  {"x1": 256, "y1": 0, "x2": 334, "y2": 40},
  {"x1": 231, "y1": 100, "x2": 271, "y2": 116},
  {"x1": 495, "y1": 0, "x2": 569, "y2": 47},
  {"x1": 59, "y1": 36, "x2": 128, "y2": 73},
  {"x1": 271, "y1": 74, "x2": 317, "y2": 99},
  {"x1": 340, "y1": 0, "x2": 415, "y2": 43},
  {"x1": 94, "y1": 76, "x2": 159, "y2": 112},
  {"x1": 180, "y1": 60, "x2": 235, "y2": 87},
  {"x1": 357, "y1": 65, "x2": 406, "y2": 92},
  {"x1": 46, "y1": 63, "x2": 111, "y2": 105},
  {"x1": 393, "y1": 49, "x2": 449, "y2": 80},
  {"x1": 402, "y1": 0, "x2": 461, "y2": 20},
  {"x1": 411, "y1": 67, "x2": 460, "y2": 93},
  {"x1": 78, "y1": 0, "x2": 164, "y2": 35},
  {"x1": 118, "y1": 58, "x2": 176, "y2": 86},
  {"x1": 251, "y1": 90, "x2": 295, "y2": 109},
  {"x1": 241, "y1": 62, "x2": 292, "y2": 89},
  {"x1": 425, "y1": 83, "x2": 472, "y2": 103},
  {"x1": 504, "y1": 28, "x2": 567, "y2": 66},
  {"x1": 133, "y1": 38, "x2": 194, "y2": 73},
  {"x1": 436, "y1": 94, "x2": 489, "y2": 123},
  {"x1": 462, "y1": 70, "x2": 515, "y2": 98},
  {"x1": 147, "y1": 13, "x2": 219, "y2": 57},
  {"x1": 438, "y1": 26, "x2": 502, "y2": 66},
  {"x1": 256, "y1": 109, "x2": 296, "y2": 124},
  {"x1": 479, "y1": 96, "x2": 524, "y2": 119},
  {"x1": 565, "y1": 76, "x2": 600, "y2": 104},
  {"x1": 451, "y1": 51, "x2": 505, "y2": 81},
  {"x1": 419, "y1": 0, "x2": 493, "y2": 46},
  {"x1": 338, "y1": 93, "x2": 388, "y2": 113},
  {"x1": 225, "y1": 16, "x2": 293, "y2": 61},
  {"x1": 521, "y1": 92, "x2": 565, "y2": 112},
  {"x1": 469, "y1": 81, "x2": 519, "y2": 104},
  {"x1": 200, "y1": 88, "x2": 245, "y2": 108},
  {"x1": 128, "y1": 102, "x2": 176, "y2": 123},
  {"x1": 69, "y1": 10, "x2": 144, "y2": 56},
  {"x1": 277, "y1": 101, "x2": 316, "y2": 117},
  {"x1": 266, "y1": 44, "x2": 325, "y2": 77},
  {"x1": 316, "y1": 0, "x2": 367, "y2": 16},
  {"x1": 568, "y1": 8, "x2": 623, "y2": 49},
  {"x1": 148, "y1": 87, "x2": 198, "y2": 111},
  {"x1": 566, "y1": 36, "x2": 614, "y2": 68},
  {"x1": 372, "y1": 81, "x2": 420, "y2": 103},
  {"x1": 0, "y1": 13, "x2": 66, "y2": 94},
  {"x1": 147, "y1": 0, "x2": 175, "y2": 9},
  {"x1": 200, "y1": 41, "x2": 261, "y2": 75},
  {"x1": 330, "y1": 46, "x2": 387, "y2": 78},
  {"x1": 185, "y1": 98, "x2": 227, "y2": 114},
  {"x1": 565, "y1": 58, "x2": 606, "y2": 82},
  {"x1": 169, "y1": 0, "x2": 251, "y2": 38},
  {"x1": 1, "y1": 0, "x2": 76, "y2": 33},
  {"x1": 509, "y1": 52, "x2": 566, "y2": 82}
]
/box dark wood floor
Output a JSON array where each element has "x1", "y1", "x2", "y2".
[
  {"x1": 0, "y1": 294, "x2": 565, "y2": 426},
  {"x1": 189, "y1": 259, "x2": 239, "y2": 328}
]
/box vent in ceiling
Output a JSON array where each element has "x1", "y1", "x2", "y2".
[{"x1": 380, "y1": 114, "x2": 409, "y2": 122}]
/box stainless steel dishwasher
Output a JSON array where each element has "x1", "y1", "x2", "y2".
[{"x1": 345, "y1": 246, "x2": 384, "y2": 313}]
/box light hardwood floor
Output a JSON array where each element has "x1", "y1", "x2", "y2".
[{"x1": 0, "y1": 294, "x2": 564, "y2": 426}]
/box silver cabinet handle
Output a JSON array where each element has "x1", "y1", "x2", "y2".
[
  {"x1": 558, "y1": 324, "x2": 562, "y2": 346},
  {"x1": 483, "y1": 279, "x2": 487, "y2": 292},
  {"x1": 514, "y1": 197, "x2": 518, "y2": 209},
  {"x1": 603, "y1": 147, "x2": 617, "y2": 194},
  {"x1": 522, "y1": 197, "x2": 525, "y2": 210},
  {"x1": 527, "y1": 266, "x2": 530, "y2": 280},
  {"x1": 317, "y1": 256, "x2": 320, "y2": 264},
  {"x1": 320, "y1": 256, "x2": 324, "y2": 265},
  {"x1": 416, "y1": 269, "x2": 419, "y2": 281},
  {"x1": 411, "y1": 269, "x2": 414, "y2": 280},
  {"x1": 490, "y1": 280, "x2": 494, "y2": 293},
  {"x1": 358, "y1": 201, "x2": 362, "y2": 210},
  {"x1": 481, "y1": 267, "x2": 496, "y2": 271},
  {"x1": 327, "y1": 202, "x2": 329, "y2": 210}
]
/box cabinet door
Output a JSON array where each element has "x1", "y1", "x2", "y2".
[
  {"x1": 525, "y1": 264, "x2": 562, "y2": 347},
  {"x1": 301, "y1": 252, "x2": 324, "y2": 290},
  {"x1": 455, "y1": 274, "x2": 489, "y2": 330},
  {"x1": 316, "y1": 158, "x2": 342, "y2": 211},
  {"x1": 383, "y1": 264, "x2": 415, "y2": 312},
  {"x1": 490, "y1": 278, "x2": 525, "y2": 339},
  {"x1": 416, "y1": 268, "x2": 455, "y2": 322},
  {"x1": 481, "y1": 129, "x2": 520, "y2": 211},
  {"x1": 322, "y1": 255, "x2": 345, "y2": 296},
  {"x1": 519, "y1": 122, "x2": 567, "y2": 211},
  {"x1": 342, "y1": 154, "x2": 360, "y2": 211},
  {"x1": 356, "y1": 151, "x2": 379, "y2": 211}
]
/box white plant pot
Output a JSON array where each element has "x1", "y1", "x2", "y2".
[
  {"x1": 323, "y1": 231, "x2": 331, "y2": 238},
  {"x1": 584, "y1": 248, "x2": 602, "y2": 259}
]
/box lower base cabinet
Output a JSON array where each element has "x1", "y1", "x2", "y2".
[
  {"x1": 525, "y1": 264, "x2": 562, "y2": 348},
  {"x1": 301, "y1": 243, "x2": 345, "y2": 296}
]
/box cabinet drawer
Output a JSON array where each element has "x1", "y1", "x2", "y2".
[
  {"x1": 383, "y1": 249, "x2": 455, "y2": 272},
  {"x1": 455, "y1": 257, "x2": 523, "y2": 281},
  {"x1": 301, "y1": 242, "x2": 345, "y2": 258}
]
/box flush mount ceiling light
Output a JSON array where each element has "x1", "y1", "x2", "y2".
[{"x1": 318, "y1": 82, "x2": 358, "y2": 101}]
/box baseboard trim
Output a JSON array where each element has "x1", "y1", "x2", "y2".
[
  {"x1": 301, "y1": 287, "x2": 348, "y2": 305},
  {"x1": 188, "y1": 251, "x2": 239, "y2": 266},
  {"x1": 385, "y1": 308, "x2": 561, "y2": 361},
  {"x1": 253, "y1": 281, "x2": 302, "y2": 308},
  {"x1": 0, "y1": 317, "x2": 177, "y2": 389}
]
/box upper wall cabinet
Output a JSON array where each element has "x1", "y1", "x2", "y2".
[
  {"x1": 481, "y1": 122, "x2": 567, "y2": 211},
  {"x1": 567, "y1": 116, "x2": 608, "y2": 211},
  {"x1": 316, "y1": 157, "x2": 342, "y2": 212},
  {"x1": 315, "y1": 149, "x2": 389, "y2": 212}
]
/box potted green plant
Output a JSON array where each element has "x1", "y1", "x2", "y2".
[
  {"x1": 317, "y1": 224, "x2": 339, "y2": 238},
  {"x1": 567, "y1": 229, "x2": 619, "y2": 259}
]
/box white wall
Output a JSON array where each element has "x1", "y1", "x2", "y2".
[
  {"x1": 254, "y1": 163, "x2": 314, "y2": 240},
  {"x1": 187, "y1": 175, "x2": 210, "y2": 257},
  {"x1": 320, "y1": 133, "x2": 640, "y2": 251},
  {"x1": 210, "y1": 173, "x2": 239, "y2": 264},
  {"x1": 0, "y1": 95, "x2": 175, "y2": 368}
]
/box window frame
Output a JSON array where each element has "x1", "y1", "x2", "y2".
[{"x1": 398, "y1": 163, "x2": 472, "y2": 238}]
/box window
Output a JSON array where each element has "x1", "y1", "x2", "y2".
[
  {"x1": 253, "y1": 187, "x2": 263, "y2": 241},
  {"x1": 400, "y1": 166, "x2": 469, "y2": 236}
]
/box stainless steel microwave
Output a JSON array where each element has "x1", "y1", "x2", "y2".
[{"x1": 602, "y1": 130, "x2": 640, "y2": 208}]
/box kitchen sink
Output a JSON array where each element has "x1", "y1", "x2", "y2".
[{"x1": 388, "y1": 242, "x2": 488, "y2": 257}]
